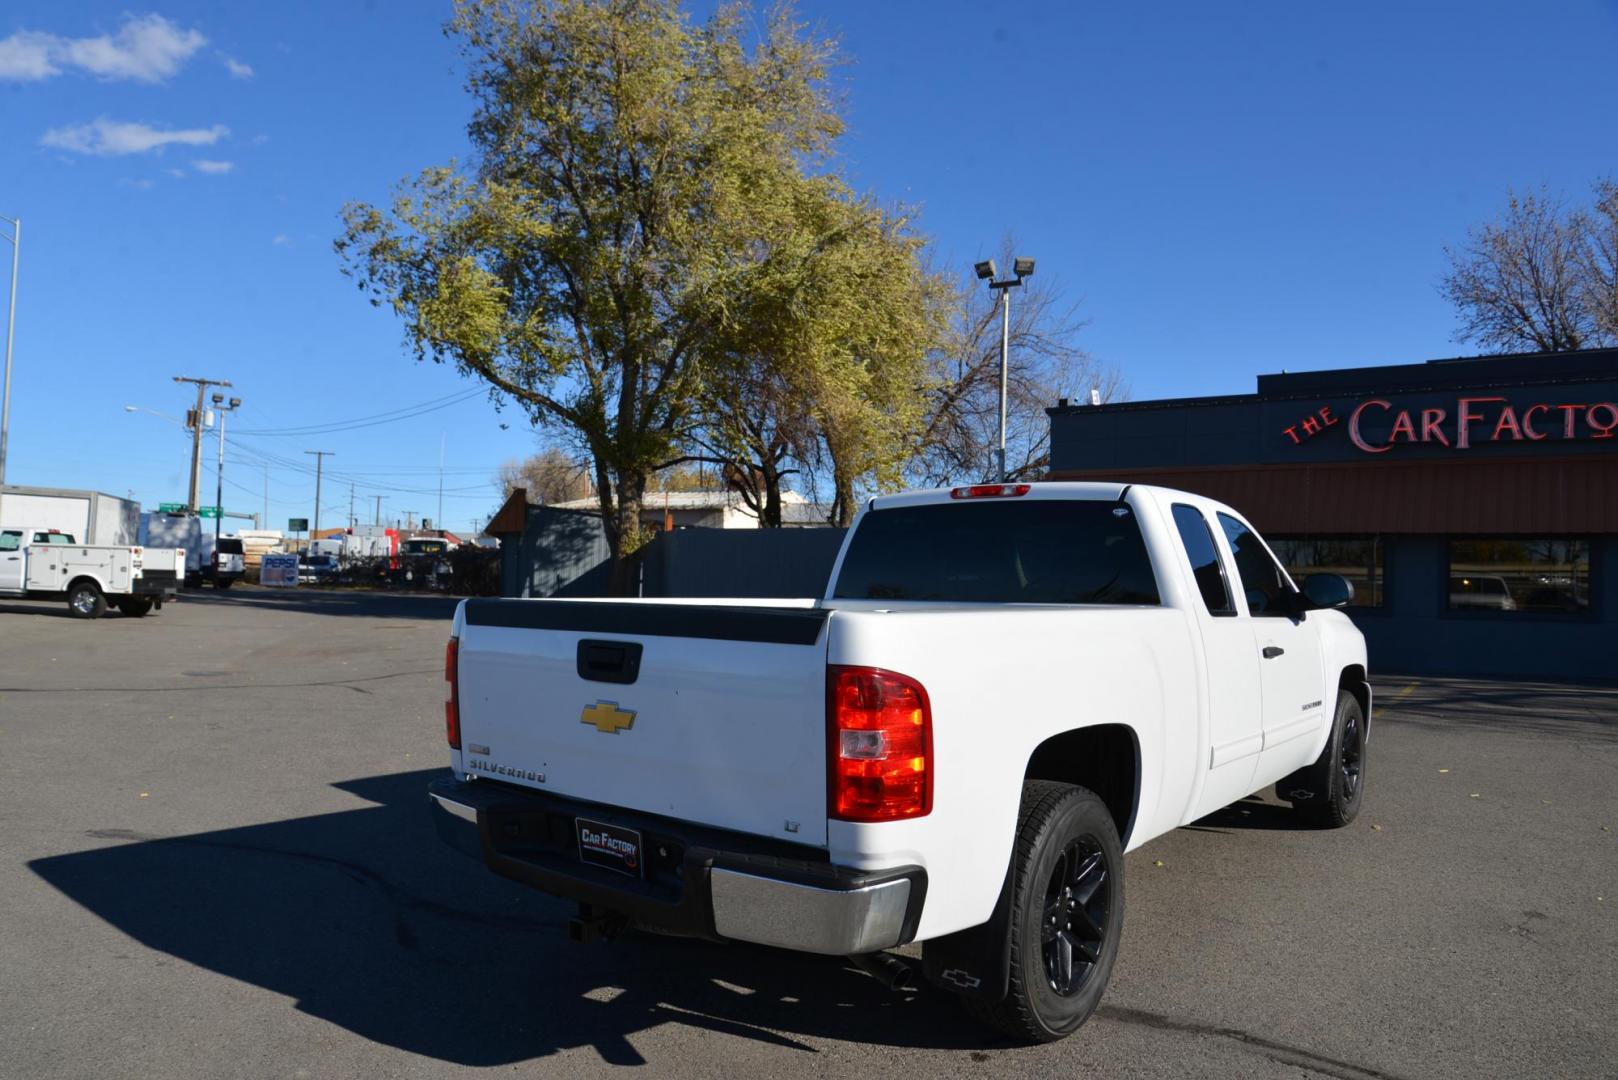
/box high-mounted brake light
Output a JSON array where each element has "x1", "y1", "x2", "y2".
[
  {"x1": 444, "y1": 637, "x2": 461, "y2": 749},
  {"x1": 828, "y1": 666, "x2": 931, "y2": 822},
  {"x1": 950, "y1": 484, "x2": 1031, "y2": 499}
]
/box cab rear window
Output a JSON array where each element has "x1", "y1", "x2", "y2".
[{"x1": 833, "y1": 499, "x2": 1160, "y2": 605}]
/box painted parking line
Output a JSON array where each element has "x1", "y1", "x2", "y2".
[{"x1": 1395, "y1": 682, "x2": 1419, "y2": 700}]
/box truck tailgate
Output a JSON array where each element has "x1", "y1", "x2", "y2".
[{"x1": 456, "y1": 600, "x2": 831, "y2": 847}]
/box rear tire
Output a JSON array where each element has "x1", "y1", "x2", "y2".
[
  {"x1": 215, "y1": 578, "x2": 233, "y2": 590},
  {"x1": 962, "y1": 780, "x2": 1124, "y2": 1043},
  {"x1": 1281, "y1": 689, "x2": 1366, "y2": 828},
  {"x1": 116, "y1": 598, "x2": 154, "y2": 618},
  {"x1": 67, "y1": 581, "x2": 107, "y2": 620}
]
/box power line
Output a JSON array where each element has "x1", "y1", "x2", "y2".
[{"x1": 231, "y1": 387, "x2": 487, "y2": 436}]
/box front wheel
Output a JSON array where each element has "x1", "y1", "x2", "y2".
[
  {"x1": 1281, "y1": 689, "x2": 1367, "y2": 828},
  {"x1": 67, "y1": 581, "x2": 107, "y2": 619},
  {"x1": 963, "y1": 780, "x2": 1124, "y2": 1043}
]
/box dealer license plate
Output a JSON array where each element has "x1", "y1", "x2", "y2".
[{"x1": 575, "y1": 818, "x2": 643, "y2": 878}]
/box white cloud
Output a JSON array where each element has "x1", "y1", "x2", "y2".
[
  {"x1": 41, "y1": 118, "x2": 229, "y2": 156},
  {"x1": 0, "y1": 14, "x2": 204, "y2": 84},
  {"x1": 192, "y1": 159, "x2": 233, "y2": 175},
  {"x1": 0, "y1": 31, "x2": 59, "y2": 81},
  {"x1": 222, "y1": 55, "x2": 253, "y2": 79},
  {"x1": 164, "y1": 167, "x2": 186, "y2": 178},
  {"x1": 271, "y1": 233, "x2": 291, "y2": 246}
]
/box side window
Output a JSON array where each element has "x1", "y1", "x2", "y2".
[
  {"x1": 1216, "y1": 513, "x2": 1294, "y2": 617},
  {"x1": 0, "y1": 531, "x2": 20, "y2": 552},
  {"x1": 1171, "y1": 504, "x2": 1234, "y2": 615}
]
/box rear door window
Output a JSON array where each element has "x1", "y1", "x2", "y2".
[
  {"x1": 217, "y1": 538, "x2": 244, "y2": 555},
  {"x1": 1171, "y1": 504, "x2": 1235, "y2": 615},
  {"x1": 33, "y1": 532, "x2": 73, "y2": 545},
  {"x1": 833, "y1": 498, "x2": 1160, "y2": 605},
  {"x1": 0, "y1": 531, "x2": 20, "y2": 552}
]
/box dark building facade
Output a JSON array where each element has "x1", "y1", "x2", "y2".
[{"x1": 1047, "y1": 349, "x2": 1618, "y2": 681}]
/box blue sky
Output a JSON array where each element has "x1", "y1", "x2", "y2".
[{"x1": 2, "y1": 1, "x2": 1615, "y2": 534}]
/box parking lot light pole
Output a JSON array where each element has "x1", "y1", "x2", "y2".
[
  {"x1": 1, "y1": 215, "x2": 18, "y2": 489},
  {"x1": 211, "y1": 394, "x2": 242, "y2": 548},
  {"x1": 973, "y1": 256, "x2": 1036, "y2": 483}
]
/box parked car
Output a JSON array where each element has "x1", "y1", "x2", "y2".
[
  {"x1": 427, "y1": 482, "x2": 1370, "y2": 1042},
  {"x1": 0, "y1": 525, "x2": 182, "y2": 618},
  {"x1": 1448, "y1": 574, "x2": 1515, "y2": 610},
  {"x1": 298, "y1": 552, "x2": 340, "y2": 585}
]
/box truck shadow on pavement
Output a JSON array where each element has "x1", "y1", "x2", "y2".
[
  {"x1": 28, "y1": 768, "x2": 987, "y2": 1065},
  {"x1": 179, "y1": 587, "x2": 464, "y2": 622}
]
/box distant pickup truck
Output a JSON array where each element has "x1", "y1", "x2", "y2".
[
  {"x1": 0, "y1": 526, "x2": 182, "y2": 618},
  {"x1": 428, "y1": 483, "x2": 1370, "y2": 1042}
]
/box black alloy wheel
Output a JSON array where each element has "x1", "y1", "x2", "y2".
[
  {"x1": 1340, "y1": 704, "x2": 1363, "y2": 802},
  {"x1": 1284, "y1": 689, "x2": 1367, "y2": 828},
  {"x1": 1042, "y1": 838, "x2": 1110, "y2": 997},
  {"x1": 962, "y1": 780, "x2": 1124, "y2": 1042}
]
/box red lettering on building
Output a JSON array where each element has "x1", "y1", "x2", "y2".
[
  {"x1": 1420, "y1": 407, "x2": 1450, "y2": 446},
  {"x1": 1290, "y1": 394, "x2": 1618, "y2": 452},
  {"x1": 1522, "y1": 403, "x2": 1549, "y2": 440},
  {"x1": 1558, "y1": 403, "x2": 1583, "y2": 438},
  {"x1": 1389, "y1": 410, "x2": 1417, "y2": 443},
  {"x1": 1348, "y1": 399, "x2": 1393, "y2": 453},
  {"x1": 1491, "y1": 405, "x2": 1524, "y2": 441},
  {"x1": 1590, "y1": 403, "x2": 1618, "y2": 439},
  {"x1": 1456, "y1": 396, "x2": 1506, "y2": 450}
]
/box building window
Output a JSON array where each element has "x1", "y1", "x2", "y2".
[
  {"x1": 1448, "y1": 539, "x2": 1591, "y2": 614},
  {"x1": 1268, "y1": 536, "x2": 1384, "y2": 608}
]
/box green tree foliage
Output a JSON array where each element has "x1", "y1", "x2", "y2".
[
  {"x1": 336, "y1": 0, "x2": 850, "y2": 588},
  {"x1": 691, "y1": 181, "x2": 946, "y2": 525}
]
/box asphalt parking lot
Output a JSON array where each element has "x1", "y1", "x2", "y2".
[{"x1": 2, "y1": 589, "x2": 1614, "y2": 1079}]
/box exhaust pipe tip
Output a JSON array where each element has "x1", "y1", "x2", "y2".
[{"x1": 848, "y1": 951, "x2": 918, "y2": 992}]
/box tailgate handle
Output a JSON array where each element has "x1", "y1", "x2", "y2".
[{"x1": 577, "y1": 640, "x2": 642, "y2": 685}]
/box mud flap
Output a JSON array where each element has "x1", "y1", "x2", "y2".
[{"x1": 921, "y1": 857, "x2": 1014, "y2": 1001}]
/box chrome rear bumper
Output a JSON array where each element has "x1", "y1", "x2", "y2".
[{"x1": 427, "y1": 775, "x2": 923, "y2": 955}]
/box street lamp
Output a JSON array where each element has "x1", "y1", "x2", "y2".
[
  {"x1": 0, "y1": 215, "x2": 19, "y2": 489},
  {"x1": 977, "y1": 255, "x2": 1036, "y2": 482},
  {"x1": 211, "y1": 393, "x2": 242, "y2": 548}
]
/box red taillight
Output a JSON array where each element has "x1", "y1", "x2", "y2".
[
  {"x1": 950, "y1": 483, "x2": 1031, "y2": 499},
  {"x1": 828, "y1": 666, "x2": 931, "y2": 822},
  {"x1": 444, "y1": 638, "x2": 461, "y2": 749}
]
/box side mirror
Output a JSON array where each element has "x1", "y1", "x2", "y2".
[{"x1": 1301, "y1": 573, "x2": 1354, "y2": 610}]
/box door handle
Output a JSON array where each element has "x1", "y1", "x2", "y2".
[{"x1": 1262, "y1": 645, "x2": 1285, "y2": 659}]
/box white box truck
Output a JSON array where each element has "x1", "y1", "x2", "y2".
[{"x1": 1, "y1": 485, "x2": 140, "y2": 546}]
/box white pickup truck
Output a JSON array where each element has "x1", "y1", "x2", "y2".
[
  {"x1": 429, "y1": 483, "x2": 1369, "y2": 1042},
  {"x1": 0, "y1": 526, "x2": 183, "y2": 618}
]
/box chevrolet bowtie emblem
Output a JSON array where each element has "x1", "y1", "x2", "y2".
[{"x1": 581, "y1": 701, "x2": 636, "y2": 734}]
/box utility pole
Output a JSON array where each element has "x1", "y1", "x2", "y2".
[
  {"x1": 348, "y1": 482, "x2": 355, "y2": 530},
  {"x1": 263, "y1": 462, "x2": 269, "y2": 527},
  {"x1": 211, "y1": 393, "x2": 241, "y2": 549},
  {"x1": 402, "y1": 509, "x2": 418, "y2": 530},
  {"x1": 173, "y1": 375, "x2": 232, "y2": 511},
  {"x1": 305, "y1": 450, "x2": 334, "y2": 537},
  {"x1": 374, "y1": 494, "x2": 381, "y2": 527},
  {"x1": 0, "y1": 215, "x2": 19, "y2": 490}
]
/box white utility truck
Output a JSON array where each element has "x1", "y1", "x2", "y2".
[
  {"x1": 428, "y1": 483, "x2": 1370, "y2": 1042},
  {"x1": 0, "y1": 526, "x2": 183, "y2": 618}
]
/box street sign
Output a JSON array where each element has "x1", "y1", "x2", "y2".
[
  {"x1": 158, "y1": 503, "x2": 187, "y2": 513},
  {"x1": 198, "y1": 506, "x2": 220, "y2": 519},
  {"x1": 288, "y1": 517, "x2": 309, "y2": 531}
]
